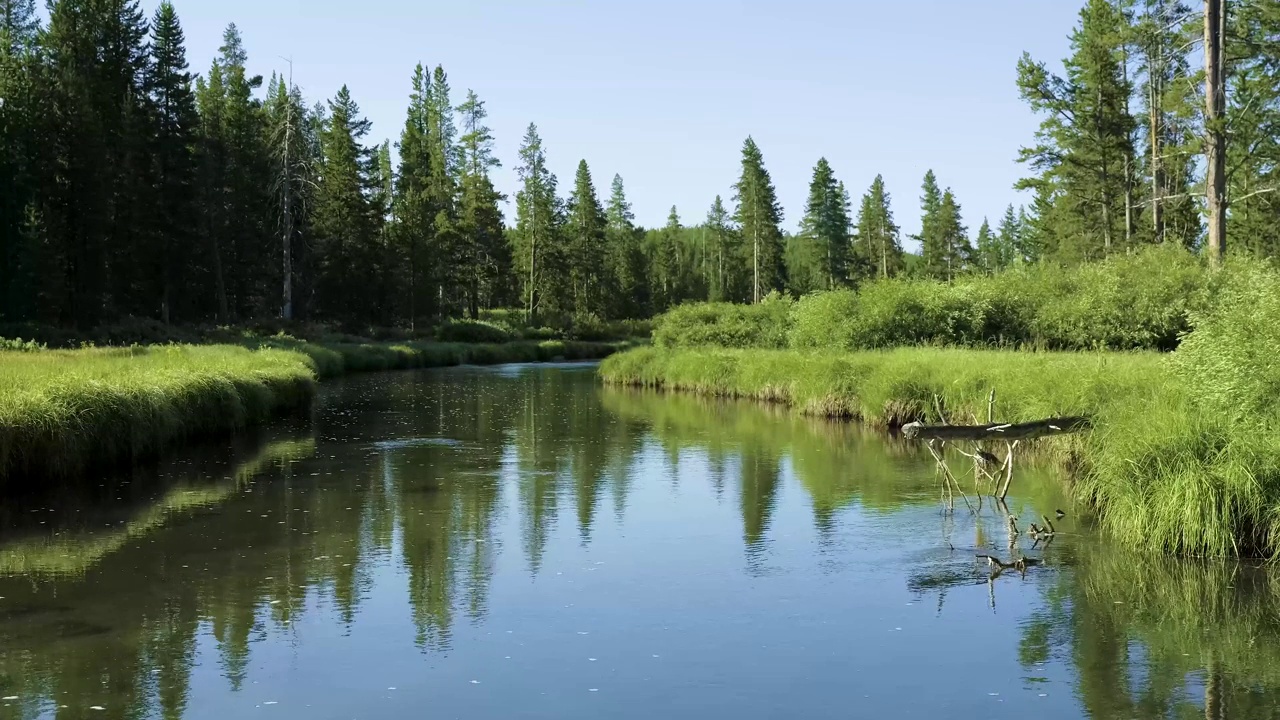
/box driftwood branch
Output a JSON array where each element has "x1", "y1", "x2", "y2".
[{"x1": 901, "y1": 416, "x2": 1090, "y2": 442}]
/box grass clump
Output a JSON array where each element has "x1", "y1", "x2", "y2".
[
  {"x1": 599, "y1": 340, "x2": 1280, "y2": 558},
  {"x1": 0, "y1": 345, "x2": 316, "y2": 482}
]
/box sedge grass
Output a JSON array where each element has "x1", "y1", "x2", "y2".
[
  {"x1": 600, "y1": 346, "x2": 1279, "y2": 557},
  {"x1": 0, "y1": 339, "x2": 626, "y2": 483}
]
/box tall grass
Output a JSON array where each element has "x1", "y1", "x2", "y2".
[
  {"x1": 599, "y1": 341, "x2": 1280, "y2": 558},
  {"x1": 0, "y1": 345, "x2": 316, "y2": 482},
  {"x1": 0, "y1": 339, "x2": 627, "y2": 483}
]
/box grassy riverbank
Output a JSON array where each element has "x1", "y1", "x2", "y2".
[
  {"x1": 599, "y1": 346, "x2": 1278, "y2": 558},
  {"x1": 0, "y1": 338, "x2": 625, "y2": 484}
]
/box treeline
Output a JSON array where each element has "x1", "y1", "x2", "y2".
[
  {"x1": 4, "y1": 0, "x2": 1278, "y2": 331},
  {"x1": 0, "y1": 0, "x2": 515, "y2": 331}
]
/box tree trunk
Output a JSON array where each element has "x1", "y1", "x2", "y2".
[{"x1": 1205, "y1": 0, "x2": 1227, "y2": 266}]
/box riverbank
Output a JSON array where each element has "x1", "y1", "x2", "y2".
[
  {"x1": 599, "y1": 346, "x2": 1278, "y2": 558},
  {"x1": 0, "y1": 339, "x2": 626, "y2": 484}
]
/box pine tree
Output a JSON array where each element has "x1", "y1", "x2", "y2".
[
  {"x1": 265, "y1": 73, "x2": 314, "y2": 321},
  {"x1": 565, "y1": 160, "x2": 608, "y2": 318},
  {"x1": 512, "y1": 123, "x2": 565, "y2": 323},
  {"x1": 312, "y1": 86, "x2": 379, "y2": 326},
  {"x1": 797, "y1": 157, "x2": 850, "y2": 290},
  {"x1": 973, "y1": 218, "x2": 1000, "y2": 273},
  {"x1": 456, "y1": 89, "x2": 508, "y2": 315},
  {"x1": 605, "y1": 175, "x2": 649, "y2": 318},
  {"x1": 427, "y1": 65, "x2": 461, "y2": 315},
  {"x1": 1134, "y1": 0, "x2": 1201, "y2": 248},
  {"x1": 147, "y1": 1, "x2": 198, "y2": 323},
  {"x1": 0, "y1": 0, "x2": 41, "y2": 321},
  {"x1": 917, "y1": 170, "x2": 947, "y2": 276},
  {"x1": 924, "y1": 189, "x2": 971, "y2": 280},
  {"x1": 732, "y1": 137, "x2": 784, "y2": 303},
  {"x1": 1016, "y1": 0, "x2": 1138, "y2": 262},
  {"x1": 704, "y1": 195, "x2": 741, "y2": 302},
  {"x1": 394, "y1": 63, "x2": 435, "y2": 328},
  {"x1": 997, "y1": 204, "x2": 1026, "y2": 265},
  {"x1": 655, "y1": 206, "x2": 684, "y2": 310},
  {"x1": 855, "y1": 174, "x2": 903, "y2": 279},
  {"x1": 1224, "y1": 2, "x2": 1280, "y2": 259}
]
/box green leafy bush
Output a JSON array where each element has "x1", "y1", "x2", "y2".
[{"x1": 653, "y1": 293, "x2": 794, "y2": 349}]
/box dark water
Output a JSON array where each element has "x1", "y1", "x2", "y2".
[{"x1": 1, "y1": 363, "x2": 1277, "y2": 720}]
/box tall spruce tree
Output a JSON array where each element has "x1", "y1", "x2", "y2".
[
  {"x1": 704, "y1": 195, "x2": 741, "y2": 302},
  {"x1": 996, "y1": 204, "x2": 1026, "y2": 265},
  {"x1": 512, "y1": 123, "x2": 565, "y2": 322},
  {"x1": 605, "y1": 175, "x2": 649, "y2": 317},
  {"x1": 917, "y1": 170, "x2": 946, "y2": 276},
  {"x1": 923, "y1": 189, "x2": 971, "y2": 280},
  {"x1": 797, "y1": 157, "x2": 851, "y2": 290},
  {"x1": 732, "y1": 137, "x2": 784, "y2": 303},
  {"x1": 1016, "y1": 0, "x2": 1137, "y2": 262},
  {"x1": 394, "y1": 63, "x2": 435, "y2": 328},
  {"x1": 0, "y1": 0, "x2": 41, "y2": 321},
  {"x1": 147, "y1": 1, "x2": 199, "y2": 324},
  {"x1": 855, "y1": 174, "x2": 903, "y2": 279},
  {"x1": 973, "y1": 218, "x2": 1001, "y2": 273},
  {"x1": 565, "y1": 160, "x2": 608, "y2": 317},
  {"x1": 265, "y1": 73, "x2": 314, "y2": 321},
  {"x1": 456, "y1": 89, "x2": 509, "y2": 315},
  {"x1": 654, "y1": 206, "x2": 684, "y2": 310},
  {"x1": 426, "y1": 65, "x2": 461, "y2": 315},
  {"x1": 312, "y1": 86, "x2": 379, "y2": 326}
]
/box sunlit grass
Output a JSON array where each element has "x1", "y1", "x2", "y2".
[{"x1": 600, "y1": 345, "x2": 1280, "y2": 557}]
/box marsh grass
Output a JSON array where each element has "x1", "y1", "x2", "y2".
[
  {"x1": 0, "y1": 345, "x2": 316, "y2": 481},
  {"x1": 0, "y1": 339, "x2": 625, "y2": 483},
  {"x1": 600, "y1": 345, "x2": 1280, "y2": 557}
]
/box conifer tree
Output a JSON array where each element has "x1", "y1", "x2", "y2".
[
  {"x1": 394, "y1": 64, "x2": 435, "y2": 328},
  {"x1": 924, "y1": 189, "x2": 971, "y2": 280},
  {"x1": 0, "y1": 0, "x2": 42, "y2": 321},
  {"x1": 704, "y1": 195, "x2": 741, "y2": 302},
  {"x1": 147, "y1": 1, "x2": 199, "y2": 323},
  {"x1": 605, "y1": 175, "x2": 649, "y2": 318},
  {"x1": 313, "y1": 86, "x2": 379, "y2": 326},
  {"x1": 456, "y1": 89, "x2": 509, "y2": 315},
  {"x1": 426, "y1": 65, "x2": 461, "y2": 315},
  {"x1": 855, "y1": 175, "x2": 902, "y2": 279},
  {"x1": 798, "y1": 157, "x2": 850, "y2": 290},
  {"x1": 973, "y1": 218, "x2": 1000, "y2": 273},
  {"x1": 997, "y1": 204, "x2": 1026, "y2": 265},
  {"x1": 1016, "y1": 0, "x2": 1137, "y2": 261},
  {"x1": 565, "y1": 160, "x2": 608, "y2": 317},
  {"x1": 732, "y1": 137, "x2": 784, "y2": 303},
  {"x1": 265, "y1": 73, "x2": 314, "y2": 321},
  {"x1": 512, "y1": 123, "x2": 565, "y2": 322},
  {"x1": 654, "y1": 206, "x2": 684, "y2": 310}
]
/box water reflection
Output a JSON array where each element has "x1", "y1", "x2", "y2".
[{"x1": 0, "y1": 364, "x2": 1275, "y2": 719}]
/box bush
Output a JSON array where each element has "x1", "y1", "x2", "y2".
[
  {"x1": 436, "y1": 319, "x2": 514, "y2": 344},
  {"x1": 653, "y1": 293, "x2": 794, "y2": 349}
]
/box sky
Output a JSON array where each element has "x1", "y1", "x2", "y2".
[{"x1": 167, "y1": 0, "x2": 1086, "y2": 248}]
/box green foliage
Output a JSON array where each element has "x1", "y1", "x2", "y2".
[
  {"x1": 667, "y1": 244, "x2": 1207, "y2": 352},
  {"x1": 652, "y1": 293, "x2": 793, "y2": 350},
  {"x1": 796, "y1": 157, "x2": 851, "y2": 290},
  {"x1": 733, "y1": 137, "x2": 785, "y2": 303},
  {"x1": 436, "y1": 319, "x2": 514, "y2": 344},
  {"x1": 854, "y1": 175, "x2": 903, "y2": 279}
]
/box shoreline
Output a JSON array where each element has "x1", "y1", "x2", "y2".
[{"x1": 0, "y1": 339, "x2": 628, "y2": 485}]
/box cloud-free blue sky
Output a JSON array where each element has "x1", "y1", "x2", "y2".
[{"x1": 170, "y1": 0, "x2": 1084, "y2": 246}]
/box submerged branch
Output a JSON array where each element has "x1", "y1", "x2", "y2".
[{"x1": 901, "y1": 416, "x2": 1090, "y2": 442}]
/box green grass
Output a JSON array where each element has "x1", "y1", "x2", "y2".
[
  {"x1": 599, "y1": 345, "x2": 1280, "y2": 558},
  {"x1": 0, "y1": 338, "x2": 627, "y2": 483}
]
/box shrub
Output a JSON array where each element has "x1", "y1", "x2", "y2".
[
  {"x1": 436, "y1": 319, "x2": 514, "y2": 344},
  {"x1": 653, "y1": 293, "x2": 794, "y2": 349}
]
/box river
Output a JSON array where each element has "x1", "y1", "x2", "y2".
[{"x1": 0, "y1": 363, "x2": 1275, "y2": 719}]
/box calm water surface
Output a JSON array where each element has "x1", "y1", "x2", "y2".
[{"x1": 1, "y1": 363, "x2": 1276, "y2": 719}]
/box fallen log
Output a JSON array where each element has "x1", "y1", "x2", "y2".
[{"x1": 900, "y1": 416, "x2": 1091, "y2": 442}]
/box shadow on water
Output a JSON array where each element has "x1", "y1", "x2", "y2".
[{"x1": 0, "y1": 363, "x2": 1276, "y2": 719}]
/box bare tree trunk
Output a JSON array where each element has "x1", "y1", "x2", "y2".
[{"x1": 1205, "y1": 0, "x2": 1227, "y2": 266}]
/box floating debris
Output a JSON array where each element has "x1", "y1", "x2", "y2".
[{"x1": 470, "y1": 680, "x2": 481, "y2": 685}]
